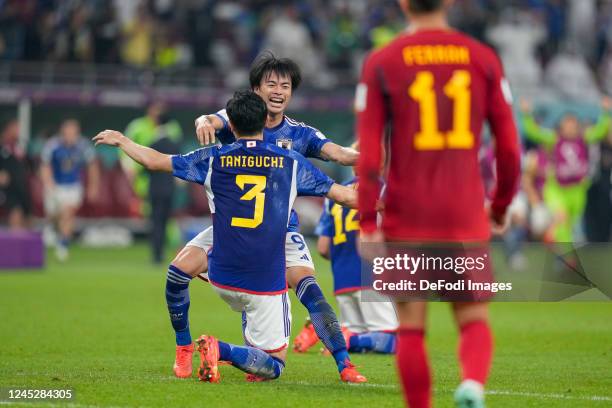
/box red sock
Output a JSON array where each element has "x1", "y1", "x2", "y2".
[
  {"x1": 458, "y1": 320, "x2": 493, "y2": 384},
  {"x1": 396, "y1": 328, "x2": 431, "y2": 408}
]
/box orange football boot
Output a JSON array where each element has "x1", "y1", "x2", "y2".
[
  {"x1": 196, "y1": 335, "x2": 221, "y2": 383},
  {"x1": 173, "y1": 344, "x2": 194, "y2": 378},
  {"x1": 340, "y1": 361, "x2": 367, "y2": 383},
  {"x1": 293, "y1": 318, "x2": 319, "y2": 353}
]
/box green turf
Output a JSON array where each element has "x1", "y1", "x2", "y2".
[{"x1": 0, "y1": 243, "x2": 610, "y2": 407}]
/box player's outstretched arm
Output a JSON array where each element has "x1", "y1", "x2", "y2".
[
  {"x1": 93, "y1": 130, "x2": 172, "y2": 172},
  {"x1": 320, "y1": 142, "x2": 359, "y2": 166},
  {"x1": 585, "y1": 96, "x2": 612, "y2": 144},
  {"x1": 194, "y1": 114, "x2": 224, "y2": 145},
  {"x1": 326, "y1": 183, "x2": 357, "y2": 209},
  {"x1": 519, "y1": 99, "x2": 556, "y2": 148}
]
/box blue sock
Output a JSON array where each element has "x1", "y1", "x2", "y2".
[
  {"x1": 165, "y1": 265, "x2": 193, "y2": 346},
  {"x1": 218, "y1": 341, "x2": 285, "y2": 379},
  {"x1": 349, "y1": 332, "x2": 396, "y2": 354},
  {"x1": 296, "y1": 276, "x2": 350, "y2": 372}
]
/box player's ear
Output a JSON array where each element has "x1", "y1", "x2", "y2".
[
  {"x1": 398, "y1": 0, "x2": 409, "y2": 15},
  {"x1": 228, "y1": 120, "x2": 235, "y2": 134}
]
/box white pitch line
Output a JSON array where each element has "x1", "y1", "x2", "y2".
[{"x1": 284, "y1": 381, "x2": 612, "y2": 402}]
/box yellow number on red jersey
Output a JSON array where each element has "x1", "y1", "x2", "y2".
[{"x1": 409, "y1": 70, "x2": 474, "y2": 150}]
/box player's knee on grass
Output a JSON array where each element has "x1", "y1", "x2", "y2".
[{"x1": 171, "y1": 246, "x2": 208, "y2": 278}]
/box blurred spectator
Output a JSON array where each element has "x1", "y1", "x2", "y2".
[
  {"x1": 486, "y1": 9, "x2": 545, "y2": 95},
  {"x1": 54, "y1": 5, "x2": 93, "y2": 62},
  {"x1": 123, "y1": 103, "x2": 181, "y2": 200},
  {"x1": 120, "y1": 3, "x2": 154, "y2": 67},
  {"x1": 585, "y1": 127, "x2": 612, "y2": 242},
  {"x1": 40, "y1": 119, "x2": 99, "y2": 261},
  {"x1": 545, "y1": 42, "x2": 600, "y2": 102},
  {"x1": 0, "y1": 119, "x2": 31, "y2": 229},
  {"x1": 93, "y1": 2, "x2": 120, "y2": 64},
  {"x1": 147, "y1": 118, "x2": 180, "y2": 264}
]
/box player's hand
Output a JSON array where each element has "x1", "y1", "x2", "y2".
[
  {"x1": 519, "y1": 98, "x2": 531, "y2": 114},
  {"x1": 488, "y1": 207, "x2": 510, "y2": 236},
  {"x1": 93, "y1": 130, "x2": 125, "y2": 147},
  {"x1": 602, "y1": 95, "x2": 612, "y2": 111},
  {"x1": 195, "y1": 115, "x2": 216, "y2": 145},
  {"x1": 358, "y1": 229, "x2": 387, "y2": 262}
]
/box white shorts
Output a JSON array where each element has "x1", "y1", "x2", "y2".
[
  {"x1": 44, "y1": 184, "x2": 83, "y2": 216},
  {"x1": 212, "y1": 285, "x2": 291, "y2": 352},
  {"x1": 187, "y1": 227, "x2": 314, "y2": 281},
  {"x1": 336, "y1": 290, "x2": 398, "y2": 333}
]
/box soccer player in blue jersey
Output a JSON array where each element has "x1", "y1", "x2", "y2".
[
  {"x1": 315, "y1": 146, "x2": 398, "y2": 355},
  {"x1": 93, "y1": 90, "x2": 363, "y2": 383},
  {"x1": 159, "y1": 52, "x2": 365, "y2": 382},
  {"x1": 41, "y1": 119, "x2": 99, "y2": 261}
]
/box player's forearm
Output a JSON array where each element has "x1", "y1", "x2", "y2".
[
  {"x1": 491, "y1": 118, "x2": 522, "y2": 216},
  {"x1": 117, "y1": 136, "x2": 172, "y2": 172},
  {"x1": 585, "y1": 113, "x2": 611, "y2": 144},
  {"x1": 40, "y1": 164, "x2": 55, "y2": 189},
  {"x1": 87, "y1": 162, "x2": 100, "y2": 192},
  {"x1": 320, "y1": 143, "x2": 359, "y2": 166},
  {"x1": 521, "y1": 114, "x2": 556, "y2": 148},
  {"x1": 327, "y1": 184, "x2": 357, "y2": 209},
  {"x1": 317, "y1": 237, "x2": 331, "y2": 260}
]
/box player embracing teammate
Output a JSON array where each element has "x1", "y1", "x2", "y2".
[{"x1": 357, "y1": 1, "x2": 521, "y2": 407}]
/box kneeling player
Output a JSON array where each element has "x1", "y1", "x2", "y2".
[{"x1": 94, "y1": 90, "x2": 360, "y2": 382}]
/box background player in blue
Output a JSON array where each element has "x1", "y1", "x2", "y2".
[
  {"x1": 41, "y1": 118, "x2": 99, "y2": 261},
  {"x1": 164, "y1": 52, "x2": 365, "y2": 382},
  {"x1": 315, "y1": 148, "x2": 397, "y2": 355},
  {"x1": 93, "y1": 90, "x2": 365, "y2": 383}
]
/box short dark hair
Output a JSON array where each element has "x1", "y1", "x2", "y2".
[
  {"x1": 226, "y1": 90, "x2": 268, "y2": 137},
  {"x1": 408, "y1": 0, "x2": 444, "y2": 13},
  {"x1": 249, "y1": 51, "x2": 302, "y2": 91}
]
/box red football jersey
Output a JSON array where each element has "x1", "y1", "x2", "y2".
[{"x1": 357, "y1": 29, "x2": 521, "y2": 241}]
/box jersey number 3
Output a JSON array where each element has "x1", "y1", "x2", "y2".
[
  {"x1": 409, "y1": 70, "x2": 474, "y2": 150},
  {"x1": 231, "y1": 175, "x2": 266, "y2": 228}
]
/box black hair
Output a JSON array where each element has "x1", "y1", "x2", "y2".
[
  {"x1": 408, "y1": 0, "x2": 444, "y2": 13},
  {"x1": 249, "y1": 51, "x2": 302, "y2": 91},
  {"x1": 226, "y1": 90, "x2": 268, "y2": 136}
]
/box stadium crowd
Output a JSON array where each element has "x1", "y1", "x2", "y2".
[
  {"x1": 1, "y1": 0, "x2": 612, "y2": 252},
  {"x1": 0, "y1": 0, "x2": 612, "y2": 93}
]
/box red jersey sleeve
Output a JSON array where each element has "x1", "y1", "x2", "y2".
[
  {"x1": 356, "y1": 52, "x2": 386, "y2": 233},
  {"x1": 485, "y1": 51, "x2": 521, "y2": 218}
]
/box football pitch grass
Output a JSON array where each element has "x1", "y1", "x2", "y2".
[{"x1": 0, "y1": 243, "x2": 610, "y2": 407}]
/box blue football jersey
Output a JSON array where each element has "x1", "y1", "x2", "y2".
[
  {"x1": 41, "y1": 137, "x2": 95, "y2": 185},
  {"x1": 214, "y1": 109, "x2": 331, "y2": 232},
  {"x1": 172, "y1": 139, "x2": 334, "y2": 294},
  {"x1": 315, "y1": 178, "x2": 365, "y2": 295}
]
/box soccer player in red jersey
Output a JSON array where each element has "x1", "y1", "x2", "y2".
[{"x1": 356, "y1": 1, "x2": 521, "y2": 407}]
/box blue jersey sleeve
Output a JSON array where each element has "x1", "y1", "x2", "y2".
[
  {"x1": 303, "y1": 126, "x2": 331, "y2": 159},
  {"x1": 315, "y1": 199, "x2": 334, "y2": 237},
  {"x1": 171, "y1": 147, "x2": 214, "y2": 185},
  {"x1": 295, "y1": 154, "x2": 334, "y2": 196},
  {"x1": 214, "y1": 109, "x2": 236, "y2": 145}
]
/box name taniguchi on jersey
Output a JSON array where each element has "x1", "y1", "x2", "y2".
[
  {"x1": 171, "y1": 139, "x2": 335, "y2": 295},
  {"x1": 214, "y1": 108, "x2": 330, "y2": 232}
]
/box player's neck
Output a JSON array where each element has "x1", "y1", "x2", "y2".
[
  {"x1": 266, "y1": 112, "x2": 284, "y2": 129},
  {"x1": 407, "y1": 13, "x2": 450, "y2": 33},
  {"x1": 237, "y1": 133, "x2": 263, "y2": 141}
]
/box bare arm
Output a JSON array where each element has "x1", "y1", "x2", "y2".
[
  {"x1": 195, "y1": 114, "x2": 225, "y2": 145},
  {"x1": 317, "y1": 236, "x2": 331, "y2": 260},
  {"x1": 326, "y1": 183, "x2": 357, "y2": 209},
  {"x1": 320, "y1": 142, "x2": 359, "y2": 166},
  {"x1": 522, "y1": 152, "x2": 541, "y2": 206},
  {"x1": 40, "y1": 163, "x2": 55, "y2": 191},
  {"x1": 93, "y1": 130, "x2": 173, "y2": 172},
  {"x1": 86, "y1": 160, "x2": 100, "y2": 201}
]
